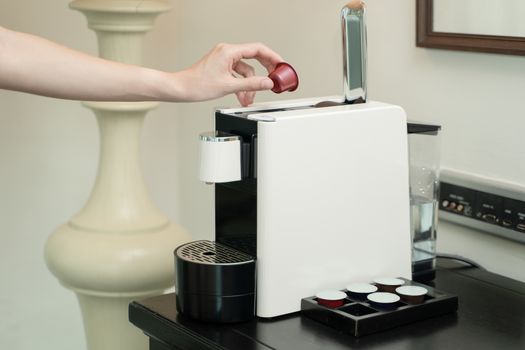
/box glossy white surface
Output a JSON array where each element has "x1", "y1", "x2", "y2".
[
  {"x1": 255, "y1": 101, "x2": 412, "y2": 317},
  {"x1": 199, "y1": 137, "x2": 241, "y2": 183}
]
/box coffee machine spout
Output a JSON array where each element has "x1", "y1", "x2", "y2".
[{"x1": 199, "y1": 131, "x2": 242, "y2": 184}]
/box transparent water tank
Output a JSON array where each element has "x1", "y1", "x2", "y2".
[{"x1": 408, "y1": 122, "x2": 441, "y2": 282}]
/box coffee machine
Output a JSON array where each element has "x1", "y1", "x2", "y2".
[
  {"x1": 208, "y1": 97, "x2": 414, "y2": 318},
  {"x1": 175, "y1": 1, "x2": 440, "y2": 321}
]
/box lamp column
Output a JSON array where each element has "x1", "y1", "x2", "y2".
[{"x1": 45, "y1": 1, "x2": 190, "y2": 350}]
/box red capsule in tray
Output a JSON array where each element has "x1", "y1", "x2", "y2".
[{"x1": 315, "y1": 290, "x2": 347, "y2": 308}]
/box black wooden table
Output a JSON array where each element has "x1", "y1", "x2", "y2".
[{"x1": 129, "y1": 259, "x2": 525, "y2": 350}]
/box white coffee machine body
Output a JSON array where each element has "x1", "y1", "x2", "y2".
[{"x1": 208, "y1": 96, "x2": 412, "y2": 318}]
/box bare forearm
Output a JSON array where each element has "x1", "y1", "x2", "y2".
[
  {"x1": 0, "y1": 26, "x2": 182, "y2": 102},
  {"x1": 0, "y1": 26, "x2": 282, "y2": 105}
]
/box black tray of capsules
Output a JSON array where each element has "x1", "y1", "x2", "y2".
[{"x1": 301, "y1": 278, "x2": 458, "y2": 337}]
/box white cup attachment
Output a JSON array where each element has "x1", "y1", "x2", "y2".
[{"x1": 199, "y1": 131, "x2": 241, "y2": 184}]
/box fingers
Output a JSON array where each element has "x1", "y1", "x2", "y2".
[
  {"x1": 232, "y1": 59, "x2": 275, "y2": 105},
  {"x1": 233, "y1": 60, "x2": 255, "y2": 79},
  {"x1": 235, "y1": 91, "x2": 250, "y2": 107},
  {"x1": 193, "y1": 42, "x2": 283, "y2": 105},
  {"x1": 232, "y1": 77, "x2": 273, "y2": 106},
  {"x1": 233, "y1": 60, "x2": 256, "y2": 105},
  {"x1": 232, "y1": 76, "x2": 273, "y2": 106},
  {"x1": 231, "y1": 76, "x2": 273, "y2": 92},
  {"x1": 230, "y1": 42, "x2": 284, "y2": 73}
]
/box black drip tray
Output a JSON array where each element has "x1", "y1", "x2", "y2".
[{"x1": 301, "y1": 278, "x2": 458, "y2": 337}]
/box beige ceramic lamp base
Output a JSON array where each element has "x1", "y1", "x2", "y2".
[{"x1": 45, "y1": 2, "x2": 190, "y2": 350}]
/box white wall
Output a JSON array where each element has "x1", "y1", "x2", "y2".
[
  {"x1": 1, "y1": 1, "x2": 524, "y2": 349},
  {"x1": 362, "y1": 1, "x2": 525, "y2": 282}
]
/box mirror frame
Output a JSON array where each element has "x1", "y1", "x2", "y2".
[{"x1": 416, "y1": 0, "x2": 525, "y2": 56}]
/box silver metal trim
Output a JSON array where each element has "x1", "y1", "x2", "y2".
[
  {"x1": 247, "y1": 114, "x2": 276, "y2": 122},
  {"x1": 441, "y1": 169, "x2": 525, "y2": 202},
  {"x1": 439, "y1": 168, "x2": 525, "y2": 245},
  {"x1": 440, "y1": 211, "x2": 525, "y2": 244},
  {"x1": 200, "y1": 131, "x2": 241, "y2": 142},
  {"x1": 341, "y1": 1, "x2": 367, "y2": 103}
]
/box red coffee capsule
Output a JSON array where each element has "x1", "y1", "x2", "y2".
[
  {"x1": 315, "y1": 290, "x2": 346, "y2": 308},
  {"x1": 268, "y1": 62, "x2": 299, "y2": 93}
]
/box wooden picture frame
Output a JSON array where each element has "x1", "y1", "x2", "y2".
[{"x1": 416, "y1": 0, "x2": 525, "y2": 56}]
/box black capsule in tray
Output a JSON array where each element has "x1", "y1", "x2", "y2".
[{"x1": 301, "y1": 278, "x2": 458, "y2": 337}]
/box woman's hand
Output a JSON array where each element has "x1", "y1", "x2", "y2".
[{"x1": 173, "y1": 42, "x2": 283, "y2": 106}]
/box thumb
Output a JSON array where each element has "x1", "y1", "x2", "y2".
[{"x1": 233, "y1": 76, "x2": 274, "y2": 92}]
